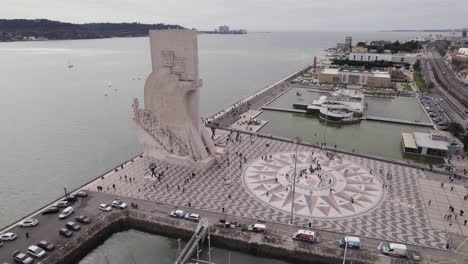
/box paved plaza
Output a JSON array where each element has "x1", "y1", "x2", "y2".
[{"x1": 85, "y1": 131, "x2": 468, "y2": 250}]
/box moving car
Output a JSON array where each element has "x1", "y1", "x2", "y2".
[
  {"x1": 248, "y1": 223, "x2": 267, "y2": 234},
  {"x1": 19, "y1": 218, "x2": 39, "y2": 227},
  {"x1": 37, "y1": 240, "x2": 55, "y2": 251},
  {"x1": 75, "y1": 191, "x2": 88, "y2": 197},
  {"x1": 293, "y1": 230, "x2": 319, "y2": 243},
  {"x1": 27, "y1": 245, "x2": 46, "y2": 258},
  {"x1": 59, "y1": 228, "x2": 73, "y2": 238},
  {"x1": 339, "y1": 236, "x2": 361, "y2": 249},
  {"x1": 75, "y1": 215, "x2": 91, "y2": 224},
  {"x1": 55, "y1": 200, "x2": 71, "y2": 208},
  {"x1": 112, "y1": 200, "x2": 127, "y2": 209},
  {"x1": 0, "y1": 232, "x2": 17, "y2": 241},
  {"x1": 59, "y1": 206, "x2": 74, "y2": 219},
  {"x1": 66, "y1": 221, "x2": 80, "y2": 231},
  {"x1": 379, "y1": 242, "x2": 408, "y2": 257},
  {"x1": 42, "y1": 206, "x2": 60, "y2": 215},
  {"x1": 184, "y1": 213, "x2": 200, "y2": 222},
  {"x1": 12, "y1": 250, "x2": 33, "y2": 264},
  {"x1": 170, "y1": 210, "x2": 185, "y2": 218},
  {"x1": 99, "y1": 203, "x2": 112, "y2": 212}
]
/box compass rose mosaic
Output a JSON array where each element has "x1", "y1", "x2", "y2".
[{"x1": 242, "y1": 151, "x2": 384, "y2": 219}]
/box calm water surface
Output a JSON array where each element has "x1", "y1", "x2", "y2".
[
  {"x1": 0, "y1": 31, "x2": 431, "y2": 228},
  {"x1": 79, "y1": 230, "x2": 290, "y2": 264}
]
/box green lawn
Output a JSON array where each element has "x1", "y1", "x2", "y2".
[
  {"x1": 391, "y1": 70, "x2": 405, "y2": 79},
  {"x1": 403, "y1": 84, "x2": 412, "y2": 91},
  {"x1": 413, "y1": 72, "x2": 428, "y2": 93}
]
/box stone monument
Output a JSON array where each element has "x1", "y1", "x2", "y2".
[{"x1": 133, "y1": 30, "x2": 217, "y2": 170}]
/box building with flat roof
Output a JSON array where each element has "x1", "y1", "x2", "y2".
[
  {"x1": 402, "y1": 132, "x2": 461, "y2": 158},
  {"x1": 348, "y1": 53, "x2": 417, "y2": 64},
  {"x1": 318, "y1": 67, "x2": 392, "y2": 88}
]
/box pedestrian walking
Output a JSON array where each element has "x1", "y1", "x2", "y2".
[
  {"x1": 428, "y1": 200, "x2": 431, "y2": 206},
  {"x1": 26, "y1": 232, "x2": 29, "y2": 238}
]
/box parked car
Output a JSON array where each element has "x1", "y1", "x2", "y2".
[
  {"x1": 99, "y1": 203, "x2": 112, "y2": 212},
  {"x1": 112, "y1": 200, "x2": 127, "y2": 209},
  {"x1": 59, "y1": 228, "x2": 73, "y2": 238},
  {"x1": 248, "y1": 223, "x2": 267, "y2": 233},
  {"x1": 62, "y1": 195, "x2": 77, "y2": 203},
  {"x1": 0, "y1": 232, "x2": 17, "y2": 241},
  {"x1": 42, "y1": 206, "x2": 60, "y2": 215},
  {"x1": 12, "y1": 250, "x2": 33, "y2": 264},
  {"x1": 37, "y1": 240, "x2": 55, "y2": 251},
  {"x1": 59, "y1": 206, "x2": 74, "y2": 219},
  {"x1": 339, "y1": 236, "x2": 361, "y2": 249},
  {"x1": 55, "y1": 200, "x2": 71, "y2": 208},
  {"x1": 27, "y1": 245, "x2": 46, "y2": 258},
  {"x1": 184, "y1": 213, "x2": 200, "y2": 222},
  {"x1": 75, "y1": 215, "x2": 91, "y2": 224},
  {"x1": 65, "y1": 221, "x2": 80, "y2": 231},
  {"x1": 379, "y1": 242, "x2": 408, "y2": 257},
  {"x1": 75, "y1": 191, "x2": 88, "y2": 198},
  {"x1": 293, "y1": 229, "x2": 319, "y2": 243},
  {"x1": 19, "y1": 218, "x2": 39, "y2": 227},
  {"x1": 170, "y1": 210, "x2": 185, "y2": 218}
]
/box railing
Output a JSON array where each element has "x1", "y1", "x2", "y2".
[{"x1": 174, "y1": 218, "x2": 209, "y2": 264}]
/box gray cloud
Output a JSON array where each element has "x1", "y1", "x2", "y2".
[{"x1": 1, "y1": 0, "x2": 466, "y2": 31}]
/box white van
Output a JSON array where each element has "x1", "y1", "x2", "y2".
[
  {"x1": 59, "y1": 206, "x2": 74, "y2": 219},
  {"x1": 379, "y1": 242, "x2": 407, "y2": 257}
]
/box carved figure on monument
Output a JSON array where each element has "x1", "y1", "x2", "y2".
[{"x1": 133, "y1": 30, "x2": 216, "y2": 170}]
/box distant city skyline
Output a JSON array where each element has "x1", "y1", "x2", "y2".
[{"x1": 1, "y1": 0, "x2": 467, "y2": 31}]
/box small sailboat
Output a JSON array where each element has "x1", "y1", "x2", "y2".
[
  {"x1": 296, "y1": 92, "x2": 302, "y2": 96},
  {"x1": 67, "y1": 59, "x2": 74, "y2": 69}
]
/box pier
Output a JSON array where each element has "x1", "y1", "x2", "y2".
[
  {"x1": 175, "y1": 218, "x2": 209, "y2": 264},
  {"x1": 364, "y1": 116, "x2": 434, "y2": 127},
  {"x1": 262, "y1": 106, "x2": 307, "y2": 114}
]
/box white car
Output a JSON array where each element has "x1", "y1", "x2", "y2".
[
  {"x1": 59, "y1": 206, "x2": 74, "y2": 219},
  {"x1": 184, "y1": 213, "x2": 200, "y2": 222},
  {"x1": 27, "y1": 245, "x2": 46, "y2": 258},
  {"x1": 20, "y1": 218, "x2": 39, "y2": 227},
  {"x1": 0, "y1": 232, "x2": 17, "y2": 241},
  {"x1": 170, "y1": 210, "x2": 185, "y2": 218},
  {"x1": 112, "y1": 200, "x2": 127, "y2": 209},
  {"x1": 99, "y1": 203, "x2": 112, "y2": 212}
]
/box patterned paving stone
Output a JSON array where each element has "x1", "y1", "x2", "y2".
[{"x1": 85, "y1": 133, "x2": 449, "y2": 249}]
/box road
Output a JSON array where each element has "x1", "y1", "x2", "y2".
[
  {"x1": 0, "y1": 191, "x2": 464, "y2": 264},
  {"x1": 426, "y1": 47, "x2": 468, "y2": 110},
  {"x1": 421, "y1": 50, "x2": 468, "y2": 126}
]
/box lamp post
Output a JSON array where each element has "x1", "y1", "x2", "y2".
[{"x1": 289, "y1": 137, "x2": 300, "y2": 224}]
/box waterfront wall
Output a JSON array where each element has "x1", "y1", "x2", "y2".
[{"x1": 39, "y1": 209, "x2": 415, "y2": 264}]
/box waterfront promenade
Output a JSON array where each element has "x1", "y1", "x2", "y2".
[{"x1": 1, "y1": 131, "x2": 467, "y2": 262}]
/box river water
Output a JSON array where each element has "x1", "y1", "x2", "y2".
[
  {"x1": 0, "y1": 32, "x2": 435, "y2": 259},
  {"x1": 79, "y1": 230, "x2": 290, "y2": 264}
]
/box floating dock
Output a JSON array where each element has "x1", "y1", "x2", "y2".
[{"x1": 364, "y1": 116, "x2": 434, "y2": 127}]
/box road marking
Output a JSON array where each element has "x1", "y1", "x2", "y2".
[
  {"x1": 454, "y1": 236, "x2": 468, "y2": 253},
  {"x1": 427, "y1": 256, "x2": 457, "y2": 264}
]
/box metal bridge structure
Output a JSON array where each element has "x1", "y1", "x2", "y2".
[{"x1": 174, "y1": 218, "x2": 210, "y2": 264}]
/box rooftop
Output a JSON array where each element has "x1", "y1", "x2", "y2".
[{"x1": 413, "y1": 132, "x2": 449, "y2": 150}]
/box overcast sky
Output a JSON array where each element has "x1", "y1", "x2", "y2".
[{"x1": 1, "y1": 0, "x2": 467, "y2": 31}]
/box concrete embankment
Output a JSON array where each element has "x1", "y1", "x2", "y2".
[{"x1": 39, "y1": 210, "x2": 415, "y2": 264}]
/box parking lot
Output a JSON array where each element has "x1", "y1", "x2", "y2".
[
  {"x1": 0, "y1": 192, "x2": 123, "y2": 264},
  {"x1": 419, "y1": 94, "x2": 450, "y2": 130}
]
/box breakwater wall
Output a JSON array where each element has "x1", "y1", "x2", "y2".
[{"x1": 39, "y1": 210, "x2": 415, "y2": 264}]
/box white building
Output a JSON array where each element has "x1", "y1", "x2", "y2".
[
  {"x1": 348, "y1": 53, "x2": 418, "y2": 64},
  {"x1": 459, "y1": 48, "x2": 468, "y2": 55},
  {"x1": 402, "y1": 132, "x2": 461, "y2": 157}
]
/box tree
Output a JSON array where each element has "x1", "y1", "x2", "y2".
[
  {"x1": 448, "y1": 122, "x2": 465, "y2": 137},
  {"x1": 356, "y1": 41, "x2": 367, "y2": 47},
  {"x1": 413, "y1": 59, "x2": 421, "y2": 72}
]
